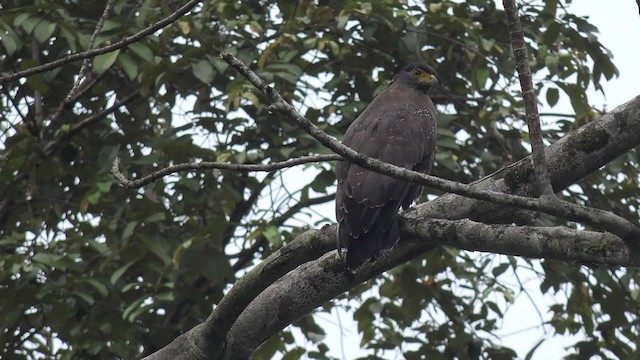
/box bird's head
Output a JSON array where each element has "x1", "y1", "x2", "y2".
[{"x1": 394, "y1": 63, "x2": 438, "y2": 92}]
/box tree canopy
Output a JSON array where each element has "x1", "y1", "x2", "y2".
[{"x1": 1, "y1": 0, "x2": 639, "y2": 359}]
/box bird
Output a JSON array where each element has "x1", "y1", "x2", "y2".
[{"x1": 335, "y1": 63, "x2": 438, "y2": 270}]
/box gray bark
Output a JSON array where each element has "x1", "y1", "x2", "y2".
[{"x1": 224, "y1": 220, "x2": 638, "y2": 358}]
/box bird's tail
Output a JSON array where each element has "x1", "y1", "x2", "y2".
[{"x1": 344, "y1": 217, "x2": 400, "y2": 271}]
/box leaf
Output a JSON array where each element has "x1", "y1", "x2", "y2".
[
  {"x1": 85, "y1": 279, "x2": 109, "y2": 297},
  {"x1": 524, "y1": 338, "x2": 545, "y2": 360},
  {"x1": 172, "y1": 239, "x2": 193, "y2": 268},
  {"x1": 122, "y1": 221, "x2": 138, "y2": 240},
  {"x1": 177, "y1": 21, "x2": 190, "y2": 35},
  {"x1": 546, "y1": 87, "x2": 559, "y2": 107},
  {"x1": 128, "y1": 42, "x2": 153, "y2": 62},
  {"x1": 282, "y1": 348, "x2": 305, "y2": 360},
  {"x1": 110, "y1": 259, "x2": 137, "y2": 285},
  {"x1": 87, "y1": 189, "x2": 102, "y2": 204},
  {"x1": 118, "y1": 53, "x2": 139, "y2": 80},
  {"x1": 1, "y1": 31, "x2": 19, "y2": 55},
  {"x1": 13, "y1": 13, "x2": 30, "y2": 27},
  {"x1": 144, "y1": 212, "x2": 165, "y2": 223},
  {"x1": 122, "y1": 296, "x2": 147, "y2": 322},
  {"x1": 60, "y1": 25, "x2": 77, "y2": 52},
  {"x1": 33, "y1": 253, "x2": 67, "y2": 270},
  {"x1": 34, "y1": 20, "x2": 57, "y2": 43},
  {"x1": 492, "y1": 263, "x2": 509, "y2": 277},
  {"x1": 545, "y1": 54, "x2": 559, "y2": 74},
  {"x1": 475, "y1": 67, "x2": 490, "y2": 88},
  {"x1": 263, "y1": 226, "x2": 281, "y2": 248},
  {"x1": 21, "y1": 16, "x2": 41, "y2": 34},
  {"x1": 192, "y1": 60, "x2": 215, "y2": 84},
  {"x1": 93, "y1": 49, "x2": 121, "y2": 75},
  {"x1": 76, "y1": 292, "x2": 95, "y2": 305}
]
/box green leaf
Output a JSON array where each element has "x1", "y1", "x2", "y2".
[
  {"x1": 1, "y1": 32, "x2": 19, "y2": 55},
  {"x1": 32, "y1": 253, "x2": 67, "y2": 270},
  {"x1": 525, "y1": 338, "x2": 546, "y2": 360},
  {"x1": 85, "y1": 279, "x2": 109, "y2": 297},
  {"x1": 60, "y1": 25, "x2": 77, "y2": 52},
  {"x1": 13, "y1": 13, "x2": 30, "y2": 27},
  {"x1": 76, "y1": 292, "x2": 95, "y2": 305},
  {"x1": 545, "y1": 54, "x2": 559, "y2": 74},
  {"x1": 110, "y1": 259, "x2": 137, "y2": 285},
  {"x1": 172, "y1": 239, "x2": 193, "y2": 268},
  {"x1": 492, "y1": 263, "x2": 509, "y2": 277},
  {"x1": 21, "y1": 16, "x2": 41, "y2": 34},
  {"x1": 34, "y1": 20, "x2": 57, "y2": 43},
  {"x1": 475, "y1": 67, "x2": 490, "y2": 88},
  {"x1": 262, "y1": 226, "x2": 281, "y2": 248},
  {"x1": 93, "y1": 49, "x2": 121, "y2": 75},
  {"x1": 118, "y1": 53, "x2": 139, "y2": 80},
  {"x1": 192, "y1": 60, "x2": 215, "y2": 84},
  {"x1": 122, "y1": 221, "x2": 138, "y2": 240},
  {"x1": 122, "y1": 296, "x2": 147, "y2": 322},
  {"x1": 144, "y1": 212, "x2": 165, "y2": 223},
  {"x1": 128, "y1": 42, "x2": 154, "y2": 62},
  {"x1": 546, "y1": 87, "x2": 559, "y2": 107},
  {"x1": 87, "y1": 190, "x2": 102, "y2": 205}
]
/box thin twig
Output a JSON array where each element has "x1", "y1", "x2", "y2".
[
  {"x1": 65, "y1": 0, "x2": 116, "y2": 101},
  {"x1": 65, "y1": 91, "x2": 139, "y2": 138},
  {"x1": 111, "y1": 154, "x2": 342, "y2": 188},
  {"x1": 503, "y1": 0, "x2": 554, "y2": 197},
  {"x1": 0, "y1": 0, "x2": 201, "y2": 84},
  {"x1": 220, "y1": 52, "x2": 640, "y2": 242},
  {"x1": 43, "y1": 91, "x2": 140, "y2": 154},
  {"x1": 31, "y1": 38, "x2": 44, "y2": 130}
]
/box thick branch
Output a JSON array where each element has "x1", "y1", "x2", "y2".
[
  {"x1": 503, "y1": 0, "x2": 554, "y2": 196},
  {"x1": 220, "y1": 52, "x2": 640, "y2": 241},
  {"x1": 112, "y1": 154, "x2": 341, "y2": 188},
  {"x1": 0, "y1": 0, "x2": 201, "y2": 84},
  {"x1": 420, "y1": 95, "x2": 640, "y2": 224},
  {"x1": 223, "y1": 219, "x2": 638, "y2": 358}
]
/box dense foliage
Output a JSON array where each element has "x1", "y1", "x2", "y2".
[{"x1": 1, "y1": 0, "x2": 638, "y2": 358}]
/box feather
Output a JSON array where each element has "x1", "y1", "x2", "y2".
[{"x1": 335, "y1": 64, "x2": 437, "y2": 270}]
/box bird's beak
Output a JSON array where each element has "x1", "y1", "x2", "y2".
[{"x1": 419, "y1": 73, "x2": 438, "y2": 86}]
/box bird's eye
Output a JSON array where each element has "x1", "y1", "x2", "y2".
[{"x1": 412, "y1": 69, "x2": 422, "y2": 77}]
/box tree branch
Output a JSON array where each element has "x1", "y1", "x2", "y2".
[
  {"x1": 503, "y1": 0, "x2": 554, "y2": 196},
  {"x1": 419, "y1": 95, "x2": 640, "y2": 224},
  {"x1": 222, "y1": 218, "x2": 639, "y2": 358},
  {"x1": 0, "y1": 0, "x2": 201, "y2": 84},
  {"x1": 43, "y1": 91, "x2": 140, "y2": 154},
  {"x1": 64, "y1": 0, "x2": 116, "y2": 101},
  {"x1": 111, "y1": 154, "x2": 341, "y2": 188},
  {"x1": 220, "y1": 52, "x2": 640, "y2": 241}
]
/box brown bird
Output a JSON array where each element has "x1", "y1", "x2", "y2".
[{"x1": 335, "y1": 63, "x2": 438, "y2": 270}]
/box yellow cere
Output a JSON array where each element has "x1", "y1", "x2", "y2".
[{"x1": 411, "y1": 68, "x2": 434, "y2": 84}]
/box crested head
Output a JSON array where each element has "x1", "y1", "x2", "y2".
[{"x1": 393, "y1": 63, "x2": 438, "y2": 92}]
